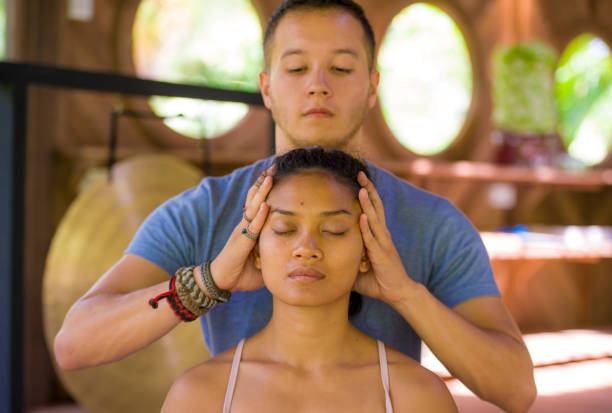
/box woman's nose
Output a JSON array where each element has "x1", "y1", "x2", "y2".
[{"x1": 292, "y1": 236, "x2": 322, "y2": 260}]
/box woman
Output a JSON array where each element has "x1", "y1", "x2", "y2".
[{"x1": 162, "y1": 147, "x2": 457, "y2": 412}]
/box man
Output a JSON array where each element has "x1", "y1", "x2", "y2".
[{"x1": 54, "y1": 1, "x2": 536, "y2": 411}]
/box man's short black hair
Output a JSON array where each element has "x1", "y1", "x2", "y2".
[{"x1": 263, "y1": 0, "x2": 376, "y2": 71}]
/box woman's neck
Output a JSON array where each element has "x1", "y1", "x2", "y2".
[{"x1": 255, "y1": 295, "x2": 368, "y2": 371}]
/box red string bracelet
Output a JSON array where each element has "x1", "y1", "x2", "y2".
[{"x1": 148, "y1": 276, "x2": 198, "y2": 322}]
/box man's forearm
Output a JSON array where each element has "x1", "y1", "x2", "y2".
[
  {"x1": 54, "y1": 281, "x2": 180, "y2": 370},
  {"x1": 392, "y1": 282, "x2": 536, "y2": 413}
]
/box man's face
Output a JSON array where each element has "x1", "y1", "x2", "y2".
[{"x1": 260, "y1": 9, "x2": 379, "y2": 152}]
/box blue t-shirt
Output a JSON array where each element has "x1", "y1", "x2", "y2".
[{"x1": 126, "y1": 157, "x2": 499, "y2": 360}]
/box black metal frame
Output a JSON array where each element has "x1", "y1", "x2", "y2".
[{"x1": 0, "y1": 61, "x2": 268, "y2": 413}]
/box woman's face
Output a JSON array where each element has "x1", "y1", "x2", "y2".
[{"x1": 254, "y1": 170, "x2": 369, "y2": 308}]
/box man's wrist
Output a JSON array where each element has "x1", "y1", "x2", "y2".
[
  {"x1": 209, "y1": 259, "x2": 234, "y2": 292},
  {"x1": 385, "y1": 278, "x2": 427, "y2": 311}
]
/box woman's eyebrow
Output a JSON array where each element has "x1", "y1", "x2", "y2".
[
  {"x1": 321, "y1": 209, "x2": 351, "y2": 217},
  {"x1": 270, "y1": 208, "x2": 295, "y2": 216},
  {"x1": 269, "y1": 208, "x2": 351, "y2": 217}
]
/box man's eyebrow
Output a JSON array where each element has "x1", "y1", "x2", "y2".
[
  {"x1": 280, "y1": 49, "x2": 304, "y2": 59},
  {"x1": 280, "y1": 48, "x2": 359, "y2": 59},
  {"x1": 333, "y1": 48, "x2": 359, "y2": 58}
]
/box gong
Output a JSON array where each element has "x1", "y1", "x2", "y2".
[{"x1": 43, "y1": 154, "x2": 208, "y2": 413}]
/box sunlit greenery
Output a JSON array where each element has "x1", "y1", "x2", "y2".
[
  {"x1": 555, "y1": 34, "x2": 612, "y2": 165},
  {"x1": 0, "y1": 0, "x2": 6, "y2": 60},
  {"x1": 133, "y1": 0, "x2": 263, "y2": 139},
  {"x1": 493, "y1": 42, "x2": 558, "y2": 134},
  {"x1": 377, "y1": 3, "x2": 473, "y2": 155}
]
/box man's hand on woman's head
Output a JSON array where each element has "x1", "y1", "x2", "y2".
[
  {"x1": 353, "y1": 171, "x2": 418, "y2": 305},
  {"x1": 206, "y1": 165, "x2": 276, "y2": 293}
]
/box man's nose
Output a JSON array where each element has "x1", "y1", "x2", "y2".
[
  {"x1": 307, "y1": 68, "x2": 331, "y2": 97},
  {"x1": 292, "y1": 234, "x2": 323, "y2": 260}
]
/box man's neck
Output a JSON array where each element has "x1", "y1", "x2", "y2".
[{"x1": 274, "y1": 128, "x2": 363, "y2": 156}]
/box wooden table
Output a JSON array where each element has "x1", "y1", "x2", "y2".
[{"x1": 480, "y1": 229, "x2": 612, "y2": 325}]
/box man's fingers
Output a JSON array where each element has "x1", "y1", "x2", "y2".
[
  {"x1": 245, "y1": 172, "x2": 266, "y2": 204},
  {"x1": 358, "y1": 172, "x2": 386, "y2": 226},
  {"x1": 246, "y1": 166, "x2": 275, "y2": 204},
  {"x1": 250, "y1": 175, "x2": 272, "y2": 211},
  {"x1": 358, "y1": 188, "x2": 385, "y2": 242},
  {"x1": 359, "y1": 213, "x2": 381, "y2": 256},
  {"x1": 243, "y1": 175, "x2": 272, "y2": 224},
  {"x1": 239, "y1": 202, "x2": 268, "y2": 243},
  {"x1": 248, "y1": 201, "x2": 268, "y2": 234}
]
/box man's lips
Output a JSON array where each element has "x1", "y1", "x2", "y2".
[
  {"x1": 303, "y1": 108, "x2": 333, "y2": 118},
  {"x1": 288, "y1": 268, "x2": 326, "y2": 282}
]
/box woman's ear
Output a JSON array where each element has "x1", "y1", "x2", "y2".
[
  {"x1": 359, "y1": 250, "x2": 370, "y2": 273},
  {"x1": 253, "y1": 244, "x2": 262, "y2": 270}
]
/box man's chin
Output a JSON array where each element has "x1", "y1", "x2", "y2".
[{"x1": 288, "y1": 134, "x2": 355, "y2": 151}]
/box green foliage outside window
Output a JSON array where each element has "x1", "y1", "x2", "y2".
[
  {"x1": 555, "y1": 34, "x2": 612, "y2": 165},
  {"x1": 492, "y1": 42, "x2": 559, "y2": 135},
  {"x1": 133, "y1": 0, "x2": 263, "y2": 139},
  {"x1": 377, "y1": 3, "x2": 473, "y2": 156}
]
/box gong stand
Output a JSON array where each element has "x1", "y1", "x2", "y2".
[
  {"x1": 0, "y1": 61, "x2": 266, "y2": 413},
  {"x1": 107, "y1": 108, "x2": 215, "y2": 178}
]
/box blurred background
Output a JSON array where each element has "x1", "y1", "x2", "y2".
[{"x1": 1, "y1": 0, "x2": 611, "y2": 412}]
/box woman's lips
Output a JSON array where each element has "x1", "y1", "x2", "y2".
[{"x1": 288, "y1": 268, "x2": 325, "y2": 282}]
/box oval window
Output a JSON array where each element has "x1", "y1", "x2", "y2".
[
  {"x1": 132, "y1": 0, "x2": 263, "y2": 139},
  {"x1": 0, "y1": 0, "x2": 6, "y2": 60},
  {"x1": 377, "y1": 3, "x2": 473, "y2": 155},
  {"x1": 555, "y1": 34, "x2": 612, "y2": 166}
]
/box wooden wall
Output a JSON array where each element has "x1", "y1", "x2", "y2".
[{"x1": 9, "y1": 0, "x2": 612, "y2": 409}]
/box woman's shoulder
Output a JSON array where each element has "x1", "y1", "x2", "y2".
[
  {"x1": 161, "y1": 346, "x2": 238, "y2": 413},
  {"x1": 386, "y1": 347, "x2": 458, "y2": 413}
]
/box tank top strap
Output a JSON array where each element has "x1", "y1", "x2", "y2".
[
  {"x1": 222, "y1": 338, "x2": 245, "y2": 413},
  {"x1": 377, "y1": 340, "x2": 394, "y2": 413}
]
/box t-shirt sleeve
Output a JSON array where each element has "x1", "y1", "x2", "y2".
[
  {"x1": 426, "y1": 199, "x2": 501, "y2": 308},
  {"x1": 125, "y1": 188, "x2": 200, "y2": 276}
]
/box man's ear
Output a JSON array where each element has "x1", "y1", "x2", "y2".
[
  {"x1": 359, "y1": 249, "x2": 371, "y2": 273},
  {"x1": 259, "y1": 71, "x2": 272, "y2": 110},
  {"x1": 367, "y1": 70, "x2": 380, "y2": 109},
  {"x1": 253, "y1": 244, "x2": 262, "y2": 270}
]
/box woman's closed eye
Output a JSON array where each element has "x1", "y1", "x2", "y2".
[
  {"x1": 272, "y1": 229, "x2": 295, "y2": 235},
  {"x1": 322, "y1": 230, "x2": 347, "y2": 236},
  {"x1": 270, "y1": 228, "x2": 348, "y2": 236}
]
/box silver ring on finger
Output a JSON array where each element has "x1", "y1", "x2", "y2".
[
  {"x1": 241, "y1": 226, "x2": 259, "y2": 241},
  {"x1": 243, "y1": 212, "x2": 253, "y2": 223}
]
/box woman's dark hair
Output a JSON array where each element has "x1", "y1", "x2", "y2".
[
  {"x1": 274, "y1": 146, "x2": 371, "y2": 195},
  {"x1": 273, "y1": 146, "x2": 370, "y2": 316}
]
